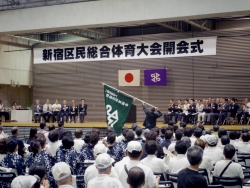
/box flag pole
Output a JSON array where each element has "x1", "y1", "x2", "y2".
[{"x1": 101, "y1": 82, "x2": 156, "y2": 108}]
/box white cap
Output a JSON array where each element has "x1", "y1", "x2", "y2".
[
  {"x1": 94, "y1": 144, "x2": 107, "y2": 156},
  {"x1": 127, "y1": 141, "x2": 142, "y2": 153},
  {"x1": 206, "y1": 135, "x2": 218, "y2": 146},
  {"x1": 168, "y1": 143, "x2": 176, "y2": 152},
  {"x1": 52, "y1": 162, "x2": 71, "y2": 181},
  {"x1": 11, "y1": 175, "x2": 37, "y2": 188},
  {"x1": 95, "y1": 153, "x2": 113, "y2": 169}
]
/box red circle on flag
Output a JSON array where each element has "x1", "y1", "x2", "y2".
[{"x1": 125, "y1": 73, "x2": 134, "y2": 83}]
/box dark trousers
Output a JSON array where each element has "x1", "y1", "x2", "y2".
[
  {"x1": 185, "y1": 113, "x2": 195, "y2": 124},
  {"x1": 0, "y1": 112, "x2": 9, "y2": 120},
  {"x1": 211, "y1": 113, "x2": 219, "y2": 124},
  {"x1": 237, "y1": 112, "x2": 250, "y2": 124},
  {"x1": 219, "y1": 112, "x2": 227, "y2": 124},
  {"x1": 79, "y1": 112, "x2": 86, "y2": 123},
  {"x1": 34, "y1": 113, "x2": 41, "y2": 122},
  {"x1": 61, "y1": 112, "x2": 69, "y2": 122},
  {"x1": 169, "y1": 112, "x2": 177, "y2": 123},
  {"x1": 52, "y1": 111, "x2": 60, "y2": 122},
  {"x1": 42, "y1": 112, "x2": 51, "y2": 122},
  {"x1": 177, "y1": 113, "x2": 185, "y2": 121},
  {"x1": 164, "y1": 113, "x2": 169, "y2": 123},
  {"x1": 70, "y1": 113, "x2": 77, "y2": 122}
]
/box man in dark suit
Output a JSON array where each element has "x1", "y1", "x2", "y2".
[
  {"x1": 33, "y1": 99, "x2": 43, "y2": 123},
  {"x1": 60, "y1": 100, "x2": 69, "y2": 123},
  {"x1": 218, "y1": 98, "x2": 230, "y2": 125},
  {"x1": 185, "y1": 99, "x2": 196, "y2": 124},
  {"x1": 79, "y1": 99, "x2": 87, "y2": 123},
  {"x1": 142, "y1": 103, "x2": 162, "y2": 130}
]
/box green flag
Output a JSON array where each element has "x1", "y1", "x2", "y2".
[{"x1": 104, "y1": 85, "x2": 133, "y2": 136}]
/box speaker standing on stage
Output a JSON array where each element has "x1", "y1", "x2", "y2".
[
  {"x1": 33, "y1": 99, "x2": 43, "y2": 123},
  {"x1": 60, "y1": 100, "x2": 69, "y2": 123},
  {"x1": 79, "y1": 99, "x2": 87, "y2": 123},
  {"x1": 70, "y1": 100, "x2": 78, "y2": 123},
  {"x1": 142, "y1": 103, "x2": 162, "y2": 130}
]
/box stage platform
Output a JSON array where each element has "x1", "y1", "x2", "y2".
[{"x1": 1, "y1": 121, "x2": 249, "y2": 131}]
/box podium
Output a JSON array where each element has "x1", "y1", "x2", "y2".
[{"x1": 126, "y1": 104, "x2": 136, "y2": 123}]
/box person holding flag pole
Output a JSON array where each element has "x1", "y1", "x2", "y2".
[
  {"x1": 102, "y1": 82, "x2": 158, "y2": 135},
  {"x1": 142, "y1": 103, "x2": 162, "y2": 130}
]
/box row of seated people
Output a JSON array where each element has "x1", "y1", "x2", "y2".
[
  {"x1": 0, "y1": 122, "x2": 249, "y2": 188},
  {"x1": 163, "y1": 97, "x2": 250, "y2": 125},
  {"x1": 33, "y1": 99, "x2": 87, "y2": 123}
]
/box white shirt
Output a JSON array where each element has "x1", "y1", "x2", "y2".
[
  {"x1": 0, "y1": 154, "x2": 6, "y2": 162},
  {"x1": 214, "y1": 160, "x2": 244, "y2": 188},
  {"x1": 237, "y1": 141, "x2": 250, "y2": 153},
  {"x1": 199, "y1": 156, "x2": 213, "y2": 171},
  {"x1": 58, "y1": 185, "x2": 74, "y2": 188},
  {"x1": 0, "y1": 131, "x2": 6, "y2": 139},
  {"x1": 48, "y1": 140, "x2": 62, "y2": 157},
  {"x1": 190, "y1": 136, "x2": 197, "y2": 146},
  {"x1": 44, "y1": 132, "x2": 50, "y2": 144},
  {"x1": 73, "y1": 138, "x2": 85, "y2": 153},
  {"x1": 84, "y1": 164, "x2": 118, "y2": 185},
  {"x1": 52, "y1": 104, "x2": 61, "y2": 112},
  {"x1": 196, "y1": 103, "x2": 204, "y2": 113},
  {"x1": 43, "y1": 104, "x2": 52, "y2": 112},
  {"x1": 0, "y1": 104, "x2": 4, "y2": 112},
  {"x1": 114, "y1": 156, "x2": 130, "y2": 173},
  {"x1": 116, "y1": 135, "x2": 124, "y2": 142},
  {"x1": 117, "y1": 159, "x2": 156, "y2": 188},
  {"x1": 88, "y1": 174, "x2": 124, "y2": 188},
  {"x1": 141, "y1": 154, "x2": 168, "y2": 173},
  {"x1": 169, "y1": 154, "x2": 189, "y2": 174},
  {"x1": 204, "y1": 146, "x2": 224, "y2": 164},
  {"x1": 230, "y1": 140, "x2": 239, "y2": 150},
  {"x1": 243, "y1": 102, "x2": 250, "y2": 113}
]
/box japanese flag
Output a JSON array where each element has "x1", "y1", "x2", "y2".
[{"x1": 118, "y1": 70, "x2": 140, "y2": 86}]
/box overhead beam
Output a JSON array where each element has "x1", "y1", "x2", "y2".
[
  {"x1": 0, "y1": 40, "x2": 32, "y2": 49},
  {"x1": 5, "y1": 34, "x2": 46, "y2": 43},
  {"x1": 59, "y1": 30, "x2": 94, "y2": 39},
  {"x1": 1, "y1": 0, "x2": 250, "y2": 34},
  {"x1": 81, "y1": 28, "x2": 112, "y2": 38},
  {"x1": 157, "y1": 22, "x2": 182, "y2": 32},
  {"x1": 184, "y1": 20, "x2": 210, "y2": 31}
]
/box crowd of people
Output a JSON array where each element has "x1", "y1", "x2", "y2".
[
  {"x1": 163, "y1": 98, "x2": 250, "y2": 125},
  {"x1": 0, "y1": 120, "x2": 248, "y2": 188}
]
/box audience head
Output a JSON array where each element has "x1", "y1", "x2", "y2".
[
  {"x1": 218, "y1": 128, "x2": 227, "y2": 138},
  {"x1": 183, "y1": 127, "x2": 192, "y2": 137},
  {"x1": 221, "y1": 135, "x2": 230, "y2": 145},
  {"x1": 194, "y1": 139, "x2": 205, "y2": 150},
  {"x1": 122, "y1": 128, "x2": 129, "y2": 138},
  {"x1": 92, "y1": 129, "x2": 100, "y2": 136},
  {"x1": 191, "y1": 125, "x2": 198, "y2": 134},
  {"x1": 84, "y1": 132, "x2": 91, "y2": 144},
  {"x1": 229, "y1": 131, "x2": 236, "y2": 140},
  {"x1": 236, "y1": 131, "x2": 241, "y2": 139},
  {"x1": 95, "y1": 153, "x2": 113, "y2": 174},
  {"x1": 30, "y1": 140, "x2": 42, "y2": 154},
  {"x1": 145, "y1": 131, "x2": 157, "y2": 141},
  {"x1": 74, "y1": 129, "x2": 83, "y2": 139},
  {"x1": 127, "y1": 167, "x2": 145, "y2": 188},
  {"x1": 173, "y1": 125, "x2": 179, "y2": 133},
  {"x1": 175, "y1": 130, "x2": 183, "y2": 141},
  {"x1": 93, "y1": 144, "x2": 107, "y2": 157},
  {"x1": 29, "y1": 163, "x2": 46, "y2": 188},
  {"x1": 52, "y1": 162, "x2": 72, "y2": 186},
  {"x1": 160, "y1": 126, "x2": 167, "y2": 136},
  {"x1": 0, "y1": 138, "x2": 7, "y2": 154},
  {"x1": 35, "y1": 133, "x2": 46, "y2": 148},
  {"x1": 132, "y1": 124, "x2": 138, "y2": 132},
  {"x1": 166, "y1": 126, "x2": 174, "y2": 132},
  {"x1": 198, "y1": 124, "x2": 204, "y2": 131},
  {"x1": 145, "y1": 140, "x2": 157, "y2": 155},
  {"x1": 11, "y1": 175, "x2": 40, "y2": 188},
  {"x1": 106, "y1": 127, "x2": 115, "y2": 136},
  {"x1": 187, "y1": 145, "x2": 203, "y2": 166},
  {"x1": 194, "y1": 128, "x2": 203, "y2": 138},
  {"x1": 175, "y1": 140, "x2": 187, "y2": 155},
  {"x1": 48, "y1": 124, "x2": 55, "y2": 131},
  {"x1": 205, "y1": 128, "x2": 211, "y2": 135},
  {"x1": 168, "y1": 121, "x2": 174, "y2": 126},
  {"x1": 11, "y1": 127, "x2": 19, "y2": 136},
  {"x1": 206, "y1": 135, "x2": 218, "y2": 147},
  {"x1": 181, "y1": 136, "x2": 191, "y2": 149},
  {"x1": 126, "y1": 130, "x2": 135, "y2": 142},
  {"x1": 58, "y1": 121, "x2": 64, "y2": 128},
  {"x1": 213, "y1": 125, "x2": 219, "y2": 132},
  {"x1": 48, "y1": 129, "x2": 59, "y2": 143},
  {"x1": 29, "y1": 128, "x2": 37, "y2": 140},
  {"x1": 89, "y1": 131, "x2": 100, "y2": 146},
  {"x1": 135, "y1": 127, "x2": 143, "y2": 138},
  {"x1": 223, "y1": 144, "x2": 236, "y2": 159},
  {"x1": 7, "y1": 138, "x2": 17, "y2": 153},
  {"x1": 127, "y1": 141, "x2": 142, "y2": 159},
  {"x1": 152, "y1": 127, "x2": 160, "y2": 136},
  {"x1": 143, "y1": 129, "x2": 150, "y2": 138},
  {"x1": 164, "y1": 130, "x2": 173, "y2": 140},
  {"x1": 107, "y1": 132, "x2": 116, "y2": 144},
  {"x1": 242, "y1": 127, "x2": 249, "y2": 133},
  {"x1": 62, "y1": 136, "x2": 74, "y2": 150},
  {"x1": 241, "y1": 133, "x2": 250, "y2": 142},
  {"x1": 40, "y1": 122, "x2": 46, "y2": 130},
  {"x1": 180, "y1": 122, "x2": 187, "y2": 128}
]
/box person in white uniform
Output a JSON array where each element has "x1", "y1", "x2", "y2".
[
  {"x1": 73, "y1": 129, "x2": 85, "y2": 153},
  {"x1": 169, "y1": 140, "x2": 189, "y2": 174},
  {"x1": 213, "y1": 144, "x2": 244, "y2": 188},
  {"x1": 84, "y1": 144, "x2": 118, "y2": 185},
  {"x1": 52, "y1": 162, "x2": 74, "y2": 188},
  {"x1": 48, "y1": 129, "x2": 62, "y2": 157},
  {"x1": 117, "y1": 141, "x2": 159, "y2": 188},
  {"x1": 87, "y1": 153, "x2": 124, "y2": 188},
  {"x1": 237, "y1": 132, "x2": 250, "y2": 153},
  {"x1": 203, "y1": 135, "x2": 224, "y2": 165}
]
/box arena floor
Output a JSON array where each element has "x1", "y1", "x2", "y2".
[{"x1": 2, "y1": 121, "x2": 249, "y2": 131}]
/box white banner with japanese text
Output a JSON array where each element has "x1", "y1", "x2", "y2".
[{"x1": 33, "y1": 36, "x2": 217, "y2": 64}]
